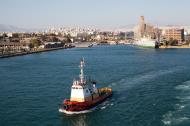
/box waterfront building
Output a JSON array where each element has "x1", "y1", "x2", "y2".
[
  {"x1": 43, "y1": 42, "x2": 64, "y2": 48},
  {"x1": 134, "y1": 16, "x2": 156, "y2": 39},
  {"x1": 185, "y1": 34, "x2": 190, "y2": 42},
  {"x1": 0, "y1": 42, "x2": 23, "y2": 55},
  {"x1": 7, "y1": 33, "x2": 13, "y2": 37},
  {"x1": 162, "y1": 28, "x2": 184, "y2": 42}
]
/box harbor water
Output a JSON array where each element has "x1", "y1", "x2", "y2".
[{"x1": 1, "y1": 45, "x2": 190, "y2": 126}]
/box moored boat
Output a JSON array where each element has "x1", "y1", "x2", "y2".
[
  {"x1": 73, "y1": 42, "x2": 93, "y2": 48},
  {"x1": 134, "y1": 37, "x2": 160, "y2": 48},
  {"x1": 59, "y1": 58, "x2": 112, "y2": 114}
]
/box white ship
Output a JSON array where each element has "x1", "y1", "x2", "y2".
[{"x1": 134, "y1": 38, "x2": 159, "y2": 48}]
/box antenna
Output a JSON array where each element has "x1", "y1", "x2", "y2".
[{"x1": 79, "y1": 57, "x2": 85, "y2": 83}]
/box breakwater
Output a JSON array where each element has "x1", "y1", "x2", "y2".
[{"x1": 0, "y1": 47, "x2": 73, "y2": 58}]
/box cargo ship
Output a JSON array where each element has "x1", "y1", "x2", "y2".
[{"x1": 59, "y1": 58, "x2": 112, "y2": 114}]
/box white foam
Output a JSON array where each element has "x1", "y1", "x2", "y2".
[
  {"x1": 175, "y1": 103, "x2": 186, "y2": 111},
  {"x1": 176, "y1": 80, "x2": 190, "y2": 90},
  {"x1": 162, "y1": 111, "x2": 173, "y2": 125},
  {"x1": 174, "y1": 117, "x2": 189, "y2": 124},
  {"x1": 162, "y1": 111, "x2": 189, "y2": 125},
  {"x1": 112, "y1": 67, "x2": 184, "y2": 91},
  {"x1": 96, "y1": 100, "x2": 114, "y2": 111},
  {"x1": 175, "y1": 85, "x2": 190, "y2": 90},
  {"x1": 59, "y1": 107, "x2": 96, "y2": 115},
  {"x1": 180, "y1": 105, "x2": 185, "y2": 109},
  {"x1": 101, "y1": 106, "x2": 106, "y2": 110},
  {"x1": 163, "y1": 80, "x2": 190, "y2": 125},
  {"x1": 163, "y1": 120, "x2": 171, "y2": 125}
]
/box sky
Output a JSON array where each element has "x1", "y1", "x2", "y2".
[{"x1": 0, "y1": 0, "x2": 190, "y2": 29}]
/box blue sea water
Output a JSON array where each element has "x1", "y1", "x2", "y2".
[{"x1": 1, "y1": 45, "x2": 190, "y2": 126}]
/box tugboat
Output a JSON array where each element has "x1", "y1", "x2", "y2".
[{"x1": 59, "y1": 58, "x2": 112, "y2": 114}]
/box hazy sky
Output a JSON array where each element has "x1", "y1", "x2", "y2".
[{"x1": 1, "y1": 0, "x2": 190, "y2": 28}]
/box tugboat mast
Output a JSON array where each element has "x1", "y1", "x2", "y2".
[{"x1": 79, "y1": 58, "x2": 85, "y2": 83}]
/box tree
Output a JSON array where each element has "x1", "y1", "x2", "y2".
[
  {"x1": 30, "y1": 38, "x2": 41, "y2": 48},
  {"x1": 28, "y1": 43, "x2": 34, "y2": 49},
  {"x1": 13, "y1": 33, "x2": 19, "y2": 38},
  {"x1": 51, "y1": 36, "x2": 59, "y2": 42},
  {"x1": 2, "y1": 33, "x2": 8, "y2": 38},
  {"x1": 186, "y1": 40, "x2": 190, "y2": 45},
  {"x1": 41, "y1": 35, "x2": 47, "y2": 42},
  {"x1": 65, "y1": 34, "x2": 72, "y2": 43},
  {"x1": 168, "y1": 38, "x2": 178, "y2": 46},
  {"x1": 0, "y1": 48, "x2": 3, "y2": 55}
]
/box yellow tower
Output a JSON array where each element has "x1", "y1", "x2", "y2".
[{"x1": 139, "y1": 16, "x2": 145, "y2": 36}]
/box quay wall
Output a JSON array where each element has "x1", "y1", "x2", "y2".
[{"x1": 0, "y1": 47, "x2": 73, "y2": 59}]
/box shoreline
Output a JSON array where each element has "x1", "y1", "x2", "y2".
[
  {"x1": 1, "y1": 44, "x2": 190, "y2": 59},
  {"x1": 0, "y1": 47, "x2": 73, "y2": 59},
  {"x1": 159, "y1": 45, "x2": 190, "y2": 49}
]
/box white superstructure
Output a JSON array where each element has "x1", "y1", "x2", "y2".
[{"x1": 70, "y1": 58, "x2": 98, "y2": 102}]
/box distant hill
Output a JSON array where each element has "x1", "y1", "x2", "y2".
[
  {"x1": 0, "y1": 24, "x2": 41, "y2": 32},
  {"x1": 100, "y1": 24, "x2": 135, "y2": 32},
  {"x1": 115, "y1": 24, "x2": 135, "y2": 32}
]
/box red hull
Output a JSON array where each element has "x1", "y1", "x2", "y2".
[{"x1": 60, "y1": 91, "x2": 112, "y2": 113}]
